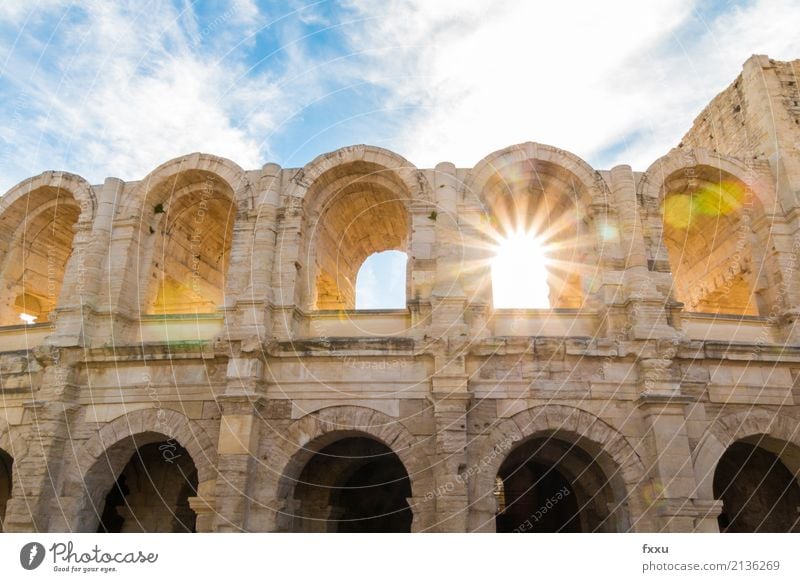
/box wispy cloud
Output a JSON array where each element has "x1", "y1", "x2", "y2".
[
  {"x1": 0, "y1": 0, "x2": 799, "y2": 196},
  {"x1": 337, "y1": 0, "x2": 800, "y2": 169},
  {"x1": 0, "y1": 1, "x2": 297, "y2": 191}
]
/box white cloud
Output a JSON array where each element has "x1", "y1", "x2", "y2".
[
  {"x1": 0, "y1": 1, "x2": 288, "y2": 191},
  {"x1": 340, "y1": 0, "x2": 800, "y2": 170},
  {"x1": 1, "y1": 0, "x2": 799, "y2": 196}
]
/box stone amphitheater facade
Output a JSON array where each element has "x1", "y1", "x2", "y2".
[{"x1": 0, "y1": 54, "x2": 799, "y2": 533}]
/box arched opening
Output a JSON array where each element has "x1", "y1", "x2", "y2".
[
  {"x1": 304, "y1": 161, "x2": 411, "y2": 310},
  {"x1": 713, "y1": 440, "x2": 800, "y2": 532},
  {"x1": 478, "y1": 158, "x2": 592, "y2": 309},
  {"x1": 355, "y1": 250, "x2": 408, "y2": 309},
  {"x1": 143, "y1": 171, "x2": 235, "y2": 314},
  {"x1": 495, "y1": 436, "x2": 621, "y2": 532},
  {"x1": 660, "y1": 167, "x2": 763, "y2": 315},
  {"x1": 0, "y1": 448, "x2": 12, "y2": 532},
  {"x1": 289, "y1": 436, "x2": 412, "y2": 532},
  {"x1": 96, "y1": 440, "x2": 198, "y2": 533},
  {"x1": 0, "y1": 190, "x2": 81, "y2": 325}
]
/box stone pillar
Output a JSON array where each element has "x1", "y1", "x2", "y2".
[
  {"x1": 430, "y1": 162, "x2": 468, "y2": 338},
  {"x1": 431, "y1": 388, "x2": 470, "y2": 532},
  {"x1": 408, "y1": 200, "x2": 437, "y2": 336},
  {"x1": 636, "y1": 342, "x2": 714, "y2": 532},
  {"x1": 3, "y1": 346, "x2": 80, "y2": 532},
  {"x1": 49, "y1": 177, "x2": 122, "y2": 347},
  {"x1": 609, "y1": 165, "x2": 676, "y2": 340},
  {"x1": 225, "y1": 164, "x2": 282, "y2": 341},
  {"x1": 212, "y1": 355, "x2": 264, "y2": 531},
  {"x1": 271, "y1": 190, "x2": 304, "y2": 341}
]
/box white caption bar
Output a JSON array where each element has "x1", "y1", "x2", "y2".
[{"x1": 1, "y1": 534, "x2": 798, "y2": 581}]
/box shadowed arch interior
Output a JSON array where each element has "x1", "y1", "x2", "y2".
[
  {"x1": 0, "y1": 448, "x2": 12, "y2": 532},
  {"x1": 659, "y1": 165, "x2": 763, "y2": 315},
  {"x1": 142, "y1": 170, "x2": 236, "y2": 314},
  {"x1": 495, "y1": 435, "x2": 624, "y2": 533},
  {"x1": 713, "y1": 439, "x2": 800, "y2": 532},
  {"x1": 288, "y1": 436, "x2": 412, "y2": 532},
  {"x1": 96, "y1": 440, "x2": 199, "y2": 533},
  {"x1": 304, "y1": 161, "x2": 410, "y2": 310},
  {"x1": 0, "y1": 187, "x2": 81, "y2": 325}
]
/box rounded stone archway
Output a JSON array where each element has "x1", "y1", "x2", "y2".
[
  {"x1": 285, "y1": 435, "x2": 413, "y2": 532},
  {"x1": 62, "y1": 408, "x2": 217, "y2": 532},
  {"x1": 469, "y1": 405, "x2": 648, "y2": 533},
  {"x1": 639, "y1": 148, "x2": 781, "y2": 316},
  {"x1": 281, "y1": 145, "x2": 432, "y2": 311},
  {"x1": 270, "y1": 405, "x2": 434, "y2": 532},
  {"x1": 114, "y1": 153, "x2": 250, "y2": 316},
  {"x1": 0, "y1": 171, "x2": 96, "y2": 325},
  {"x1": 692, "y1": 409, "x2": 800, "y2": 532}
]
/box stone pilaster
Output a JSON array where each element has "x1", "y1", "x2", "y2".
[
  {"x1": 636, "y1": 343, "x2": 711, "y2": 532},
  {"x1": 226, "y1": 164, "x2": 282, "y2": 341},
  {"x1": 212, "y1": 354, "x2": 265, "y2": 531},
  {"x1": 609, "y1": 165, "x2": 677, "y2": 340},
  {"x1": 49, "y1": 177, "x2": 122, "y2": 347},
  {"x1": 3, "y1": 345, "x2": 80, "y2": 532}
]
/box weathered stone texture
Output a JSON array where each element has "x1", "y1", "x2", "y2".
[{"x1": 0, "y1": 55, "x2": 799, "y2": 533}]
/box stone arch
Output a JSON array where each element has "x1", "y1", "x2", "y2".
[
  {"x1": 273, "y1": 405, "x2": 434, "y2": 531},
  {"x1": 0, "y1": 172, "x2": 96, "y2": 324},
  {"x1": 470, "y1": 405, "x2": 647, "y2": 532},
  {"x1": 120, "y1": 153, "x2": 250, "y2": 219},
  {"x1": 639, "y1": 148, "x2": 774, "y2": 207},
  {"x1": 284, "y1": 146, "x2": 432, "y2": 310},
  {"x1": 462, "y1": 143, "x2": 610, "y2": 309},
  {"x1": 692, "y1": 409, "x2": 800, "y2": 502},
  {"x1": 286, "y1": 145, "x2": 432, "y2": 205},
  {"x1": 64, "y1": 408, "x2": 217, "y2": 532},
  {"x1": 639, "y1": 148, "x2": 779, "y2": 316},
  {"x1": 0, "y1": 170, "x2": 96, "y2": 230},
  {"x1": 463, "y1": 142, "x2": 608, "y2": 207},
  {"x1": 120, "y1": 154, "x2": 249, "y2": 315}
]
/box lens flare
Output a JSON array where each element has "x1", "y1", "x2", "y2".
[
  {"x1": 491, "y1": 229, "x2": 550, "y2": 308},
  {"x1": 19, "y1": 313, "x2": 37, "y2": 324},
  {"x1": 663, "y1": 180, "x2": 746, "y2": 229}
]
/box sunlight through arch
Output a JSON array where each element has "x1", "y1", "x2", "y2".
[{"x1": 491, "y1": 229, "x2": 551, "y2": 308}]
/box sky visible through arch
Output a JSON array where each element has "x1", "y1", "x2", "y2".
[{"x1": 0, "y1": 0, "x2": 799, "y2": 307}]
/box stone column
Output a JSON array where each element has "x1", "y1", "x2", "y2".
[
  {"x1": 609, "y1": 165, "x2": 676, "y2": 340},
  {"x1": 636, "y1": 342, "x2": 716, "y2": 532},
  {"x1": 212, "y1": 354, "x2": 265, "y2": 531},
  {"x1": 3, "y1": 346, "x2": 80, "y2": 532},
  {"x1": 225, "y1": 164, "x2": 282, "y2": 342},
  {"x1": 431, "y1": 387, "x2": 470, "y2": 532},
  {"x1": 49, "y1": 177, "x2": 122, "y2": 347},
  {"x1": 408, "y1": 200, "x2": 436, "y2": 336},
  {"x1": 271, "y1": 190, "x2": 304, "y2": 341},
  {"x1": 430, "y1": 162, "x2": 468, "y2": 338}
]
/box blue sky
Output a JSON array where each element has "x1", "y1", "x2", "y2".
[{"x1": 1, "y1": 0, "x2": 799, "y2": 307}]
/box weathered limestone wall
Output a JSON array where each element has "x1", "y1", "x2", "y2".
[{"x1": 0, "y1": 56, "x2": 799, "y2": 534}]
